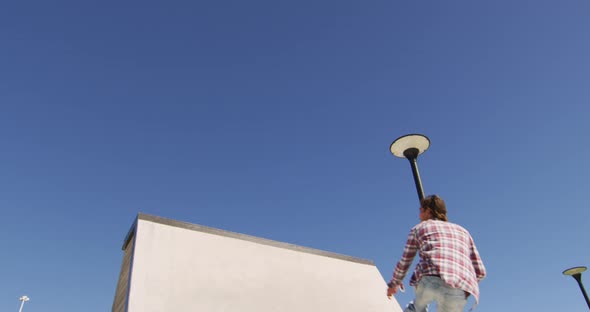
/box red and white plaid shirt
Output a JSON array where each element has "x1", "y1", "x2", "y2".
[{"x1": 390, "y1": 219, "x2": 486, "y2": 303}]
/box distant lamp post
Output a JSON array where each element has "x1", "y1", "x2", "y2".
[
  {"x1": 563, "y1": 266, "x2": 590, "y2": 309},
  {"x1": 390, "y1": 134, "x2": 431, "y2": 201},
  {"x1": 18, "y1": 296, "x2": 29, "y2": 312}
]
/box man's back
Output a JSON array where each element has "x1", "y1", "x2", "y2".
[
  {"x1": 387, "y1": 195, "x2": 486, "y2": 312},
  {"x1": 412, "y1": 220, "x2": 485, "y2": 301}
]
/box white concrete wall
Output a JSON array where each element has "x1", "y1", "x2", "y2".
[{"x1": 127, "y1": 218, "x2": 402, "y2": 312}]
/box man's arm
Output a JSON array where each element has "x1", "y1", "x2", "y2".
[
  {"x1": 389, "y1": 229, "x2": 419, "y2": 287},
  {"x1": 470, "y1": 237, "x2": 486, "y2": 281}
]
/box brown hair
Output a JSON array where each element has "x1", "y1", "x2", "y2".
[{"x1": 421, "y1": 195, "x2": 448, "y2": 221}]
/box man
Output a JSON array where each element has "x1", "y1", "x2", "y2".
[{"x1": 386, "y1": 195, "x2": 486, "y2": 312}]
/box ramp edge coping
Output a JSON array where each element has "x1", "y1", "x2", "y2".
[{"x1": 124, "y1": 213, "x2": 375, "y2": 266}]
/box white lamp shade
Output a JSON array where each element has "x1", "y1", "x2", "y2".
[
  {"x1": 390, "y1": 134, "x2": 430, "y2": 158},
  {"x1": 563, "y1": 266, "x2": 587, "y2": 276}
]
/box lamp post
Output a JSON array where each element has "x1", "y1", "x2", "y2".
[
  {"x1": 18, "y1": 296, "x2": 29, "y2": 312},
  {"x1": 390, "y1": 134, "x2": 431, "y2": 201},
  {"x1": 563, "y1": 266, "x2": 590, "y2": 309}
]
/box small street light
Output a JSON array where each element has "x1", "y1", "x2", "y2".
[
  {"x1": 390, "y1": 134, "x2": 431, "y2": 201},
  {"x1": 18, "y1": 296, "x2": 29, "y2": 312},
  {"x1": 563, "y1": 266, "x2": 590, "y2": 309}
]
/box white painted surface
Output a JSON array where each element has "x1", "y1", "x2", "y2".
[{"x1": 127, "y1": 219, "x2": 402, "y2": 312}]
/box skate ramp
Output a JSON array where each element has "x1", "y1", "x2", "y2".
[{"x1": 113, "y1": 213, "x2": 402, "y2": 312}]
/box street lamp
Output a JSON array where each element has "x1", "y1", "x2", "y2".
[
  {"x1": 18, "y1": 296, "x2": 29, "y2": 312},
  {"x1": 563, "y1": 266, "x2": 590, "y2": 309},
  {"x1": 390, "y1": 134, "x2": 431, "y2": 201}
]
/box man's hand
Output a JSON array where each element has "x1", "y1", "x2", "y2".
[{"x1": 386, "y1": 283, "x2": 404, "y2": 299}]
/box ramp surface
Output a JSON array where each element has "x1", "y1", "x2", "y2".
[{"x1": 113, "y1": 213, "x2": 402, "y2": 312}]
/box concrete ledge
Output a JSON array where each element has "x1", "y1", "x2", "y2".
[{"x1": 125, "y1": 213, "x2": 374, "y2": 266}]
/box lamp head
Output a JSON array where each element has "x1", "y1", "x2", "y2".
[
  {"x1": 390, "y1": 134, "x2": 430, "y2": 159},
  {"x1": 564, "y1": 266, "x2": 587, "y2": 276}
]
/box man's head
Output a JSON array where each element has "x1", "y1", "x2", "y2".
[{"x1": 419, "y1": 194, "x2": 448, "y2": 222}]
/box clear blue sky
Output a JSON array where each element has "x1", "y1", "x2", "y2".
[{"x1": 2, "y1": 1, "x2": 590, "y2": 311}]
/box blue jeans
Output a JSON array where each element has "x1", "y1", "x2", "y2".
[{"x1": 404, "y1": 276, "x2": 468, "y2": 312}]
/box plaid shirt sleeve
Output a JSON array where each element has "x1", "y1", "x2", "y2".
[
  {"x1": 470, "y1": 236, "x2": 487, "y2": 281},
  {"x1": 390, "y1": 228, "x2": 419, "y2": 286}
]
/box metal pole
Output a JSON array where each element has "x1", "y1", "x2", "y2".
[
  {"x1": 407, "y1": 157, "x2": 425, "y2": 201},
  {"x1": 573, "y1": 274, "x2": 590, "y2": 309},
  {"x1": 403, "y1": 147, "x2": 425, "y2": 201},
  {"x1": 18, "y1": 296, "x2": 29, "y2": 312}
]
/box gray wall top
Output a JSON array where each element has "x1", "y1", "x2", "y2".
[{"x1": 122, "y1": 213, "x2": 375, "y2": 266}]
